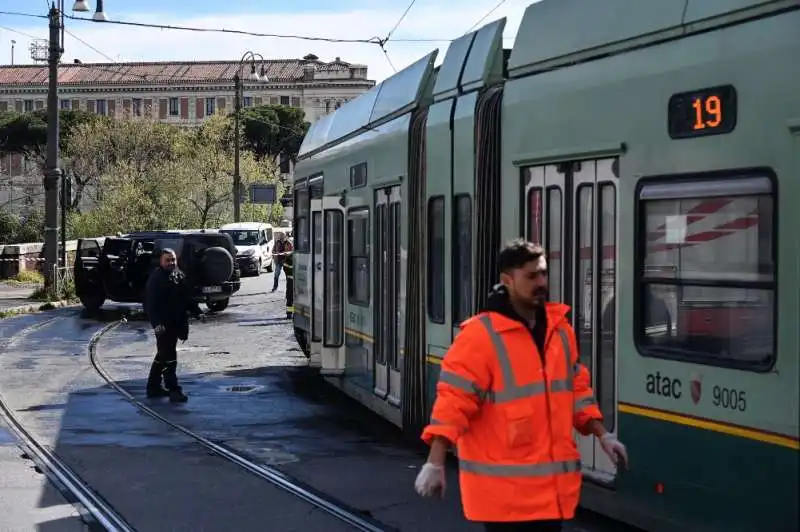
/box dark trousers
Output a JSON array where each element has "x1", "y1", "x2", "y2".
[
  {"x1": 286, "y1": 275, "x2": 294, "y2": 318},
  {"x1": 147, "y1": 328, "x2": 180, "y2": 391},
  {"x1": 483, "y1": 520, "x2": 563, "y2": 532}
]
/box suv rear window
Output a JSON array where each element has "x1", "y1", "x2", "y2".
[{"x1": 189, "y1": 234, "x2": 236, "y2": 254}]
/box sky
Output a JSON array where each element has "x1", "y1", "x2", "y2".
[{"x1": 0, "y1": 0, "x2": 534, "y2": 83}]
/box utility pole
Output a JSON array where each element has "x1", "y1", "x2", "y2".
[
  {"x1": 232, "y1": 51, "x2": 268, "y2": 223},
  {"x1": 43, "y1": 4, "x2": 62, "y2": 289},
  {"x1": 233, "y1": 72, "x2": 241, "y2": 223}
]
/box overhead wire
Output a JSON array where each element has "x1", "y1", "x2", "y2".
[
  {"x1": 464, "y1": 0, "x2": 507, "y2": 34},
  {"x1": 377, "y1": 0, "x2": 419, "y2": 74}
]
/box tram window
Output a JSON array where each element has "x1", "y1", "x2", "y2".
[
  {"x1": 598, "y1": 183, "x2": 616, "y2": 431},
  {"x1": 575, "y1": 185, "x2": 593, "y2": 373},
  {"x1": 294, "y1": 188, "x2": 310, "y2": 252},
  {"x1": 428, "y1": 196, "x2": 445, "y2": 324},
  {"x1": 347, "y1": 208, "x2": 370, "y2": 306},
  {"x1": 453, "y1": 194, "x2": 472, "y2": 323},
  {"x1": 324, "y1": 210, "x2": 344, "y2": 347},
  {"x1": 636, "y1": 175, "x2": 775, "y2": 371},
  {"x1": 527, "y1": 187, "x2": 543, "y2": 245},
  {"x1": 546, "y1": 187, "x2": 563, "y2": 301}
]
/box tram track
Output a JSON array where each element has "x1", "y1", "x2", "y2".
[
  {"x1": 0, "y1": 314, "x2": 136, "y2": 532},
  {"x1": 89, "y1": 318, "x2": 396, "y2": 532}
]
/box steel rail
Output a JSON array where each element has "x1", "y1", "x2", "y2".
[
  {"x1": 90, "y1": 319, "x2": 395, "y2": 532},
  {"x1": 0, "y1": 315, "x2": 137, "y2": 532}
]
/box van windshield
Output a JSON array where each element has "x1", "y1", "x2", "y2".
[{"x1": 221, "y1": 230, "x2": 260, "y2": 246}]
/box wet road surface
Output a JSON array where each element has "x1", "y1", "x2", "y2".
[{"x1": 1, "y1": 274, "x2": 640, "y2": 531}]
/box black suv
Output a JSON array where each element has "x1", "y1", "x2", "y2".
[{"x1": 73, "y1": 230, "x2": 241, "y2": 313}]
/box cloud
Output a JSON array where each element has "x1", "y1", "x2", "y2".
[{"x1": 0, "y1": 1, "x2": 532, "y2": 82}]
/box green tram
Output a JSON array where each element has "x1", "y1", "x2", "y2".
[{"x1": 290, "y1": 1, "x2": 800, "y2": 530}]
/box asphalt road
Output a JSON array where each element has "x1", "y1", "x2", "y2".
[{"x1": 0, "y1": 271, "x2": 640, "y2": 531}]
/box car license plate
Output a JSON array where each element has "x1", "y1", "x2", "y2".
[{"x1": 202, "y1": 286, "x2": 222, "y2": 294}]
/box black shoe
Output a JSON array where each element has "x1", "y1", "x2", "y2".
[
  {"x1": 169, "y1": 389, "x2": 188, "y2": 403},
  {"x1": 146, "y1": 388, "x2": 170, "y2": 398}
]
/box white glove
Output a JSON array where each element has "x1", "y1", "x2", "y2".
[
  {"x1": 414, "y1": 462, "x2": 446, "y2": 498},
  {"x1": 600, "y1": 433, "x2": 628, "y2": 468}
]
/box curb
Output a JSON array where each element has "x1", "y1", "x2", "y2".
[{"x1": 0, "y1": 299, "x2": 79, "y2": 318}]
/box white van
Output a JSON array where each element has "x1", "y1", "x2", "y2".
[{"x1": 219, "y1": 222, "x2": 274, "y2": 276}]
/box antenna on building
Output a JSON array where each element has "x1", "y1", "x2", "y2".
[
  {"x1": 30, "y1": 39, "x2": 48, "y2": 63},
  {"x1": 10, "y1": 40, "x2": 15, "y2": 65}
]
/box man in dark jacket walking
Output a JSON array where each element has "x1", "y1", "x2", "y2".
[{"x1": 144, "y1": 248, "x2": 204, "y2": 402}]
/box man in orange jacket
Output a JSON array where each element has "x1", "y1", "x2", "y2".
[{"x1": 414, "y1": 240, "x2": 628, "y2": 532}]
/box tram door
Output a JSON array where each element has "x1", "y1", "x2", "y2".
[
  {"x1": 524, "y1": 159, "x2": 619, "y2": 483},
  {"x1": 320, "y1": 197, "x2": 346, "y2": 374},
  {"x1": 373, "y1": 185, "x2": 402, "y2": 406},
  {"x1": 310, "y1": 179, "x2": 324, "y2": 354}
]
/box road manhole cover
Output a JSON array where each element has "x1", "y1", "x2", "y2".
[{"x1": 223, "y1": 385, "x2": 264, "y2": 394}]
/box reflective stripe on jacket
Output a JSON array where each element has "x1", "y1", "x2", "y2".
[{"x1": 421, "y1": 302, "x2": 602, "y2": 522}]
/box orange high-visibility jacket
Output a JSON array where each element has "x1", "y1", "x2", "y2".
[{"x1": 421, "y1": 302, "x2": 602, "y2": 523}]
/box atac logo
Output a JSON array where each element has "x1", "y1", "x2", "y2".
[{"x1": 689, "y1": 372, "x2": 703, "y2": 405}]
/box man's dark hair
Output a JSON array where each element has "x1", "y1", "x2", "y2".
[
  {"x1": 497, "y1": 239, "x2": 545, "y2": 274},
  {"x1": 159, "y1": 248, "x2": 176, "y2": 257}
]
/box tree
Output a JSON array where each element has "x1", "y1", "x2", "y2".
[
  {"x1": 65, "y1": 114, "x2": 282, "y2": 238},
  {"x1": 239, "y1": 104, "x2": 310, "y2": 163},
  {"x1": 63, "y1": 115, "x2": 182, "y2": 212},
  {"x1": 65, "y1": 118, "x2": 189, "y2": 237},
  {"x1": 0, "y1": 108, "x2": 96, "y2": 163},
  {"x1": 171, "y1": 114, "x2": 281, "y2": 227}
]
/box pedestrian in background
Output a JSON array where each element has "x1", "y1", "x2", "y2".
[
  {"x1": 144, "y1": 248, "x2": 204, "y2": 403},
  {"x1": 271, "y1": 232, "x2": 293, "y2": 292},
  {"x1": 414, "y1": 239, "x2": 628, "y2": 532}
]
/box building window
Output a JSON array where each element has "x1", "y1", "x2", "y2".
[
  {"x1": 270, "y1": 96, "x2": 279, "y2": 105},
  {"x1": 291, "y1": 96, "x2": 300, "y2": 107},
  {"x1": 453, "y1": 194, "x2": 472, "y2": 324},
  {"x1": 59, "y1": 99, "x2": 70, "y2": 109},
  {"x1": 348, "y1": 207, "x2": 370, "y2": 306},
  {"x1": 428, "y1": 196, "x2": 445, "y2": 323},
  {"x1": 96, "y1": 99, "x2": 107, "y2": 116},
  {"x1": 132, "y1": 98, "x2": 142, "y2": 117},
  {"x1": 205, "y1": 97, "x2": 216, "y2": 116},
  {"x1": 243, "y1": 96, "x2": 252, "y2": 107},
  {"x1": 325, "y1": 100, "x2": 331, "y2": 113},
  {"x1": 168, "y1": 97, "x2": 179, "y2": 116},
  {"x1": 280, "y1": 96, "x2": 290, "y2": 106},
  {"x1": 636, "y1": 174, "x2": 775, "y2": 371},
  {"x1": 24, "y1": 100, "x2": 33, "y2": 112}
]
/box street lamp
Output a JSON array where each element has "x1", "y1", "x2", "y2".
[
  {"x1": 233, "y1": 51, "x2": 269, "y2": 223},
  {"x1": 43, "y1": 0, "x2": 108, "y2": 290}
]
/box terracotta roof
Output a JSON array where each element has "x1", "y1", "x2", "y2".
[{"x1": 0, "y1": 58, "x2": 370, "y2": 86}]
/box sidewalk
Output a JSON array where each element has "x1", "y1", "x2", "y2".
[{"x1": 0, "y1": 282, "x2": 37, "y2": 312}]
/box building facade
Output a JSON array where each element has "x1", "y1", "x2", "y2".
[{"x1": 0, "y1": 54, "x2": 374, "y2": 217}]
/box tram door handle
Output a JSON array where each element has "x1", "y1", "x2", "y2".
[{"x1": 316, "y1": 262, "x2": 322, "y2": 271}]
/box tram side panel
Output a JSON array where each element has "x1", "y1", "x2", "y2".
[{"x1": 501, "y1": 10, "x2": 800, "y2": 532}]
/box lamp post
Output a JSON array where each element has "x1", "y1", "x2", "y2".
[
  {"x1": 233, "y1": 51, "x2": 268, "y2": 223},
  {"x1": 43, "y1": 0, "x2": 107, "y2": 290}
]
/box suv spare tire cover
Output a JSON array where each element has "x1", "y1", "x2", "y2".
[{"x1": 200, "y1": 246, "x2": 234, "y2": 285}]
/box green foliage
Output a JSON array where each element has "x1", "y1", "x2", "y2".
[
  {"x1": 66, "y1": 113, "x2": 282, "y2": 238},
  {"x1": 63, "y1": 115, "x2": 183, "y2": 212},
  {"x1": 239, "y1": 104, "x2": 310, "y2": 162},
  {"x1": 0, "y1": 208, "x2": 44, "y2": 244},
  {"x1": 0, "y1": 109, "x2": 97, "y2": 163}
]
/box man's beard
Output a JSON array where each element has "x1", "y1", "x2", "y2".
[{"x1": 531, "y1": 287, "x2": 549, "y2": 308}]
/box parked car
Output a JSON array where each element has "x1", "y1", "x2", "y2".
[
  {"x1": 218, "y1": 222, "x2": 275, "y2": 276},
  {"x1": 73, "y1": 230, "x2": 241, "y2": 313}
]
